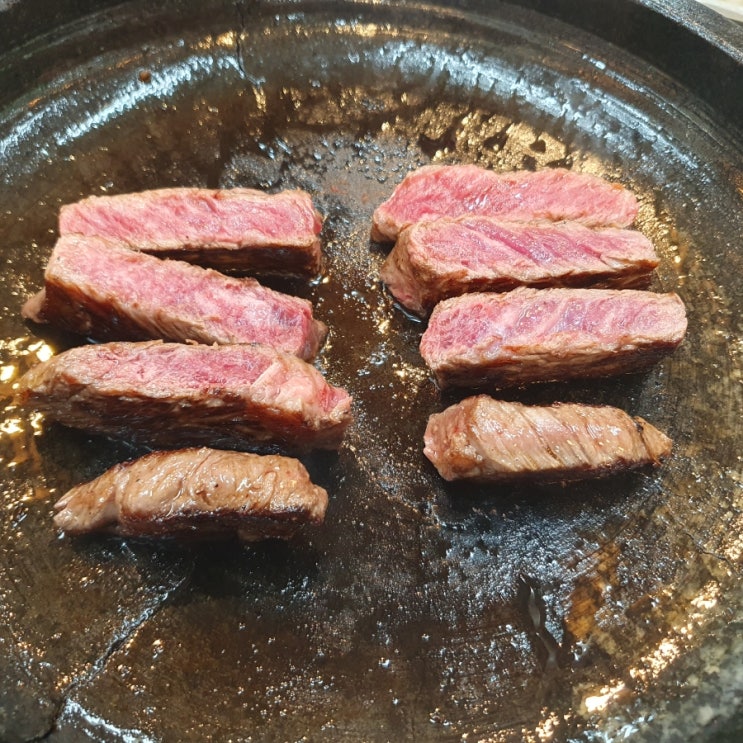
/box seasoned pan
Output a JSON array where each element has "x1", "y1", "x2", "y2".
[{"x1": 1, "y1": 1, "x2": 741, "y2": 740}]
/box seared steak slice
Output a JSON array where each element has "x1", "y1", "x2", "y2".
[
  {"x1": 54, "y1": 447, "x2": 328, "y2": 540},
  {"x1": 371, "y1": 165, "x2": 639, "y2": 241},
  {"x1": 420, "y1": 287, "x2": 687, "y2": 389},
  {"x1": 424, "y1": 396, "x2": 672, "y2": 482},
  {"x1": 59, "y1": 187, "x2": 323, "y2": 275},
  {"x1": 15, "y1": 341, "x2": 352, "y2": 452},
  {"x1": 381, "y1": 216, "x2": 659, "y2": 315},
  {"x1": 23, "y1": 236, "x2": 327, "y2": 360}
]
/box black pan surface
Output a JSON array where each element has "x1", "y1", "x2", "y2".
[{"x1": 1, "y1": 1, "x2": 741, "y2": 740}]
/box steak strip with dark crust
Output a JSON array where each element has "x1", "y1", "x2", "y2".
[
  {"x1": 424, "y1": 396, "x2": 672, "y2": 483},
  {"x1": 54, "y1": 447, "x2": 328, "y2": 541}
]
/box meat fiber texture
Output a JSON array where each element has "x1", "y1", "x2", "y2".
[
  {"x1": 424, "y1": 396, "x2": 672, "y2": 483},
  {"x1": 381, "y1": 216, "x2": 660, "y2": 315},
  {"x1": 54, "y1": 447, "x2": 328, "y2": 541},
  {"x1": 371, "y1": 165, "x2": 639, "y2": 241},
  {"x1": 420, "y1": 287, "x2": 687, "y2": 389},
  {"x1": 14, "y1": 341, "x2": 353, "y2": 452},
  {"x1": 59, "y1": 187, "x2": 324, "y2": 276},
  {"x1": 22, "y1": 235, "x2": 327, "y2": 360}
]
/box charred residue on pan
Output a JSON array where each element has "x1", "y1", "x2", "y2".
[{"x1": 0, "y1": 2, "x2": 741, "y2": 741}]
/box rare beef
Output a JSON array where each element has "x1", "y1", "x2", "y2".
[
  {"x1": 15, "y1": 341, "x2": 352, "y2": 452},
  {"x1": 59, "y1": 187, "x2": 324, "y2": 275},
  {"x1": 371, "y1": 165, "x2": 639, "y2": 241},
  {"x1": 22, "y1": 235, "x2": 327, "y2": 360},
  {"x1": 381, "y1": 216, "x2": 659, "y2": 315},
  {"x1": 420, "y1": 287, "x2": 687, "y2": 389},
  {"x1": 54, "y1": 447, "x2": 328, "y2": 540},
  {"x1": 424, "y1": 396, "x2": 672, "y2": 483}
]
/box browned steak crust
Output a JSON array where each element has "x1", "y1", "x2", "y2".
[
  {"x1": 54, "y1": 447, "x2": 328, "y2": 540},
  {"x1": 424, "y1": 396, "x2": 672, "y2": 483}
]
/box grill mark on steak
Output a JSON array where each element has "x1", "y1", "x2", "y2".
[
  {"x1": 420, "y1": 287, "x2": 687, "y2": 389},
  {"x1": 371, "y1": 165, "x2": 639, "y2": 241},
  {"x1": 423, "y1": 396, "x2": 672, "y2": 483},
  {"x1": 381, "y1": 216, "x2": 659, "y2": 315},
  {"x1": 14, "y1": 341, "x2": 353, "y2": 452},
  {"x1": 22, "y1": 235, "x2": 327, "y2": 360},
  {"x1": 53, "y1": 447, "x2": 328, "y2": 540},
  {"x1": 59, "y1": 187, "x2": 324, "y2": 276}
]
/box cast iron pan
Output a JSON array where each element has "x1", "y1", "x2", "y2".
[{"x1": 1, "y1": 1, "x2": 741, "y2": 740}]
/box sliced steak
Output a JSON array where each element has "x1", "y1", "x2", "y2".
[
  {"x1": 420, "y1": 287, "x2": 687, "y2": 389},
  {"x1": 59, "y1": 187, "x2": 324, "y2": 275},
  {"x1": 54, "y1": 447, "x2": 328, "y2": 540},
  {"x1": 371, "y1": 165, "x2": 639, "y2": 241},
  {"x1": 15, "y1": 341, "x2": 352, "y2": 452},
  {"x1": 424, "y1": 396, "x2": 672, "y2": 483},
  {"x1": 381, "y1": 216, "x2": 659, "y2": 315},
  {"x1": 22, "y1": 235, "x2": 327, "y2": 360}
]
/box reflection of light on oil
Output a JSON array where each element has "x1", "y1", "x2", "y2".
[
  {"x1": 377, "y1": 317, "x2": 390, "y2": 335},
  {"x1": 29, "y1": 411, "x2": 44, "y2": 435},
  {"x1": 520, "y1": 711, "x2": 578, "y2": 743},
  {"x1": 0, "y1": 339, "x2": 56, "y2": 399},
  {"x1": 1, "y1": 336, "x2": 49, "y2": 357},
  {"x1": 252, "y1": 85, "x2": 267, "y2": 114},
  {"x1": 0, "y1": 418, "x2": 24, "y2": 436},
  {"x1": 1, "y1": 403, "x2": 45, "y2": 470},
  {"x1": 6, "y1": 54, "x2": 233, "y2": 156},
  {"x1": 723, "y1": 530, "x2": 742, "y2": 564},
  {"x1": 583, "y1": 681, "x2": 627, "y2": 714},
  {"x1": 632, "y1": 637, "x2": 680, "y2": 681},
  {"x1": 214, "y1": 31, "x2": 236, "y2": 48},
  {"x1": 30, "y1": 340, "x2": 54, "y2": 363},
  {"x1": 689, "y1": 581, "x2": 721, "y2": 617},
  {"x1": 392, "y1": 362, "x2": 428, "y2": 385},
  {"x1": 475, "y1": 733, "x2": 514, "y2": 743},
  {"x1": 625, "y1": 582, "x2": 722, "y2": 687},
  {"x1": 22, "y1": 482, "x2": 55, "y2": 502},
  {"x1": 533, "y1": 709, "x2": 562, "y2": 741},
  {"x1": 1, "y1": 410, "x2": 44, "y2": 439},
  {"x1": 59, "y1": 700, "x2": 157, "y2": 743},
  {"x1": 690, "y1": 583, "x2": 720, "y2": 612},
  {"x1": 332, "y1": 20, "x2": 380, "y2": 39}
]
